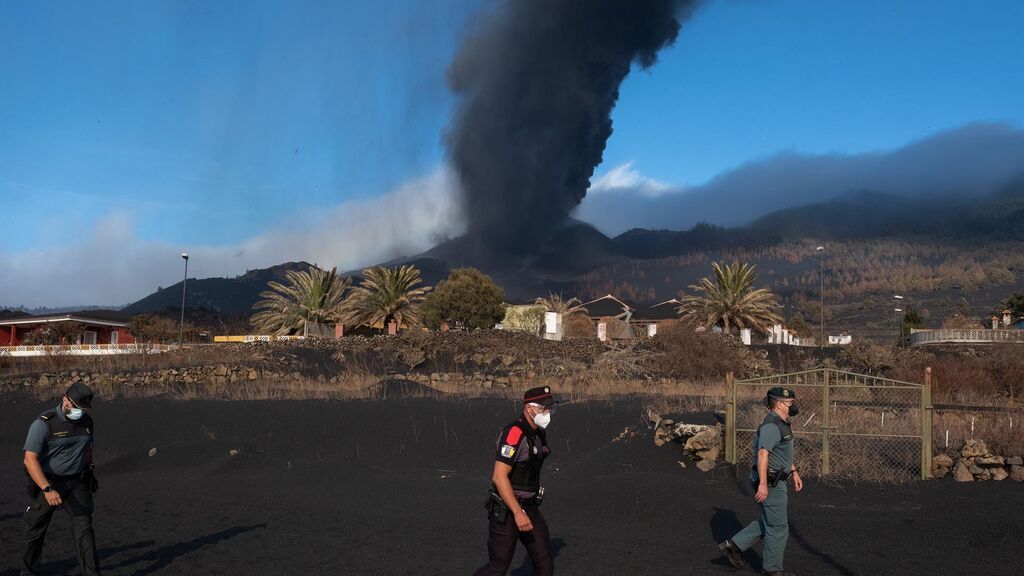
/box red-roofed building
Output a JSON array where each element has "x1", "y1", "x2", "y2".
[{"x1": 0, "y1": 311, "x2": 135, "y2": 346}]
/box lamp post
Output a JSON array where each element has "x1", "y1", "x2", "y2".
[
  {"x1": 894, "y1": 295, "x2": 905, "y2": 347},
  {"x1": 816, "y1": 246, "x2": 825, "y2": 349},
  {"x1": 179, "y1": 253, "x2": 189, "y2": 346}
]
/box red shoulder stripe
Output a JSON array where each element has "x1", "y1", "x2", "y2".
[{"x1": 504, "y1": 426, "x2": 523, "y2": 446}]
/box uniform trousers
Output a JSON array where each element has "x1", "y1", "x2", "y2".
[
  {"x1": 732, "y1": 481, "x2": 788, "y2": 573},
  {"x1": 21, "y1": 476, "x2": 101, "y2": 576},
  {"x1": 473, "y1": 502, "x2": 553, "y2": 576}
]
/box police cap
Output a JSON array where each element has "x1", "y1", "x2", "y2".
[
  {"x1": 67, "y1": 382, "x2": 94, "y2": 409},
  {"x1": 766, "y1": 386, "x2": 796, "y2": 400},
  {"x1": 523, "y1": 386, "x2": 557, "y2": 407}
]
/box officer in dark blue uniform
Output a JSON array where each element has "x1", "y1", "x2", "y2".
[
  {"x1": 21, "y1": 382, "x2": 101, "y2": 576},
  {"x1": 473, "y1": 386, "x2": 557, "y2": 576}
]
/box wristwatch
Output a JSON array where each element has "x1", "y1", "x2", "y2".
[{"x1": 42, "y1": 485, "x2": 53, "y2": 493}]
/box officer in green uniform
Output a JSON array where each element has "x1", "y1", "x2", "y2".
[
  {"x1": 20, "y1": 382, "x2": 101, "y2": 576},
  {"x1": 719, "y1": 386, "x2": 803, "y2": 576}
]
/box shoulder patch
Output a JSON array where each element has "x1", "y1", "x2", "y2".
[
  {"x1": 500, "y1": 444, "x2": 516, "y2": 458},
  {"x1": 39, "y1": 410, "x2": 57, "y2": 422},
  {"x1": 504, "y1": 425, "x2": 523, "y2": 447}
]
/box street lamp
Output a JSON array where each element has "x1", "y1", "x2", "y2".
[
  {"x1": 816, "y1": 246, "x2": 825, "y2": 349},
  {"x1": 179, "y1": 253, "x2": 189, "y2": 346}
]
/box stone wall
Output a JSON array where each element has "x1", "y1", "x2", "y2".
[{"x1": 933, "y1": 439, "x2": 1024, "y2": 482}]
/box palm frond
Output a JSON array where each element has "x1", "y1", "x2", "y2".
[{"x1": 676, "y1": 261, "x2": 782, "y2": 334}]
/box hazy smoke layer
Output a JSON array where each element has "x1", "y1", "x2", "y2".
[
  {"x1": 446, "y1": 0, "x2": 702, "y2": 253},
  {"x1": 578, "y1": 122, "x2": 1024, "y2": 234}
]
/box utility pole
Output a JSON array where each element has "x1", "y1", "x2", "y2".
[
  {"x1": 895, "y1": 295, "x2": 905, "y2": 347},
  {"x1": 817, "y1": 246, "x2": 825, "y2": 349}
]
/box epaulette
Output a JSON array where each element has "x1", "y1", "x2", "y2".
[{"x1": 39, "y1": 410, "x2": 57, "y2": 422}]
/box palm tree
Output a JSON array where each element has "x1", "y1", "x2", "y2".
[
  {"x1": 251, "y1": 266, "x2": 350, "y2": 335},
  {"x1": 677, "y1": 261, "x2": 782, "y2": 335},
  {"x1": 534, "y1": 293, "x2": 588, "y2": 317},
  {"x1": 344, "y1": 265, "x2": 431, "y2": 330}
]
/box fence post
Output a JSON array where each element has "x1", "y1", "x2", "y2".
[
  {"x1": 821, "y1": 368, "x2": 831, "y2": 476},
  {"x1": 922, "y1": 367, "x2": 933, "y2": 479},
  {"x1": 725, "y1": 371, "x2": 736, "y2": 464}
]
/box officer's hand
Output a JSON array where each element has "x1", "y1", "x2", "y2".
[
  {"x1": 755, "y1": 484, "x2": 768, "y2": 502},
  {"x1": 793, "y1": 471, "x2": 803, "y2": 492},
  {"x1": 514, "y1": 509, "x2": 533, "y2": 532},
  {"x1": 44, "y1": 490, "x2": 62, "y2": 507}
]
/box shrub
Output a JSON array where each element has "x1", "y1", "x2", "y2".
[
  {"x1": 420, "y1": 268, "x2": 505, "y2": 330},
  {"x1": 563, "y1": 315, "x2": 595, "y2": 339},
  {"x1": 643, "y1": 320, "x2": 749, "y2": 380}
]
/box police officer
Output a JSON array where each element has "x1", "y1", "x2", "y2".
[
  {"x1": 21, "y1": 382, "x2": 101, "y2": 576},
  {"x1": 473, "y1": 386, "x2": 557, "y2": 576},
  {"x1": 719, "y1": 386, "x2": 803, "y2": 576}
]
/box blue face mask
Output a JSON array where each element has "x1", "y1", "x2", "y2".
[{"x1": 67, "y1": 407, "x2": 84, "y2": 421}]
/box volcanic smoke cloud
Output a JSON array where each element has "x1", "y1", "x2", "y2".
[{"x1": 446, "y1": 0, "x2": 703, "y2": 254}]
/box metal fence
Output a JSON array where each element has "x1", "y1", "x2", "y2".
[
  {"x1": 909, "y1": 328, "x2": 1024, "y2": 346},
  {"x1": 725, "y1": 368, "x2": 933, "y2": 482}
]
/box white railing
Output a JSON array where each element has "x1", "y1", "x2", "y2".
[
  {"x1": 0, "y1": 343, "x2": 177, "y2": 357},
  {"x1": 909, "y1": 329, "x2": 1024, "y2": 346}
]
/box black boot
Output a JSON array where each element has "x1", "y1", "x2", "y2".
[{"x1": 718, "y1": 539, "x2": 744, "y2": 568}]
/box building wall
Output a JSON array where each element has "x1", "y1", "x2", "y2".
[{"x1": 0, "y1": 323, "x2": 135, "y2": 346}]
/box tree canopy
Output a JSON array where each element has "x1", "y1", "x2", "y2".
[{"x1": 420, "y1": 268, "x2": 505, "y2": 330}]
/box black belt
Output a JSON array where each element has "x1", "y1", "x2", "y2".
[{"x1": 47, "y1": 472, "x2": 88, "y2": 481}]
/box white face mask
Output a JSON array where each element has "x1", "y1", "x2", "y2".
[
  {"x1": 67, "y1": 407, "x2": 84, "y2": 421},
  {"x1": 533, "y1": 411, "x2": 551, "y2": 429}
]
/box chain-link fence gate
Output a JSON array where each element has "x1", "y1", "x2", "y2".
[
  {"x1": 303, "y1": 322, "x2": 337, "y2": 339},
  {"x1": 725, "y1": 368, "x2": 933, "y2": 482}
]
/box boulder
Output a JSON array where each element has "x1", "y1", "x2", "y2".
[
  {"x1": 684, "y1": 427, "x2": 722, "y2": 453},
  {"x1": 696, "y1": 459, "x2": 717, "y2": 472},
  {"x1": 976, "y1": 455, "x2": 1005, "y2": 467},
  {"x1": 953, "y1": 461, "x2": 974, "y2": 482},
  {"x1": 1010, "y1": 466, "x2": 1024, "y2": 482},
  {"x1": 961, "y1": 439, "x2": 988, "y2": 458},
  {"x1": 968, "y1": 463, "x2": 984, "y2": 475},
  {"x1": 976, "y1": 469, "x2": 992, "y2": 481},
  {"x1": 654, "y1": 428, "x2": 671, "y2": 447},
  {"x1": 933, "y1": 454, "x2": 954, "y2": 468},
  {"x1": 1005, "y1": 456, "x2": 1023, "y2": 467},
  {"x1": 991, "y1": 467, "x2": 1008, "y2": 481},
  {"x1": 246, "y1": 369, "x2": 258, "y2": 381},
  {"x1": 933, "y1": 466, "x2": 950, "y2": 479}
]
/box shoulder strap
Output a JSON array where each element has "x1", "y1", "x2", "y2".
[
  {"x1": 773, "y1": 419, "x2": 792, "y2": 441},
  {"x1": 39, "y1": 410, "x2": 57, "y2": 422}
]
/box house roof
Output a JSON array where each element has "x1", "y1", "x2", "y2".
[
  {"x1": 579, "y1": 295, "x2": 635, "y2": 319},
  {"x1": 633, "y1": 299, "x2": 682, "y2": 321},
  {"x1": 0, "y1": 309, "x2": 133, "y2": 328}
]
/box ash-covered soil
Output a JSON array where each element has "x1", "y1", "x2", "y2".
[{"x1": 1, "y1": 394, "x2": 1020, "y2": 575}]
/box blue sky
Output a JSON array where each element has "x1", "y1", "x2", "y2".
[{"x1": 1, "y1": 0, "x2": 1022, "y2": 306}]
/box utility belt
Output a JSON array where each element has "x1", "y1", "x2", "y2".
[
  {"x1": 750, "y1": 467, "x2": 790, "y2": 489},
  {"x1": 25, "y1": 467, "x2": 98, "y2": 498},
  {"x1": 484, "y1": 486, "x2": 544, "y2": 523}
]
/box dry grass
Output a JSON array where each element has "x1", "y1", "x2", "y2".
[{"x1": 933, "y1": 409, "x2": 1024, "y2": 459}]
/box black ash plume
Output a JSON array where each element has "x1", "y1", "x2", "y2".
[{"x1": 446, "y1": 0, "x2": 704, "y2": 255}]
